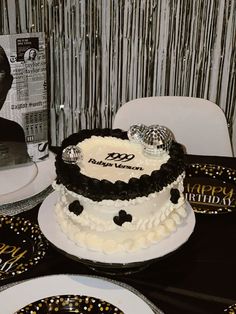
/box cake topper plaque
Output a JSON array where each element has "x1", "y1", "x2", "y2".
[{"x1": 62, "y1": 145, "x2": 83, "y2": 164}]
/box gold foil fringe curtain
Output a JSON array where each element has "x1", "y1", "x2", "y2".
[{"x1": 1, "y1": 0, "x2": 236, "y2": 146}]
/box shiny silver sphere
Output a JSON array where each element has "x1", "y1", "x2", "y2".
[
  {"x1": 142, "y1": 125, "x2": 174, "y2": 156},
  {"x1": 62, "y1": 145, "x2": 83, "y2": 164},
  {"x1": 127, "y1": 124, "x2": 148, "y2": 143}
]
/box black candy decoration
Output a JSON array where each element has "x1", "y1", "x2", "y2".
[
  {"x1": 113, "y1": 210, "x2": 132, "y2": 226},
  {"x1": 68, "y1": 200, "x2": 84, "y2": 215},
  {"x1": 170, "y1": 188, "x2": 180, "y2": 204}
]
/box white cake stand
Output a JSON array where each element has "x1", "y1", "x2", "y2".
[{"x1": 38, "y1": 191, "x2": 196, "y2": 274}]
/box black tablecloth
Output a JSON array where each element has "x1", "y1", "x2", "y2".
[{"x1": 1, "y1": 154, "x2": 236, "y2": 314}]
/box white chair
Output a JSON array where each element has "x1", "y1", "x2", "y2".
[{"x1": 113, "y1": 96, "x2": 233, "y2": 157}]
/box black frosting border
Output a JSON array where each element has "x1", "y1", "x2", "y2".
[{"x1": 55, "y1": 128, "x2": 185, "y2": 201}]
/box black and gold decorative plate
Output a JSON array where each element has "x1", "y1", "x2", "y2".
[
  {"x1": 224, "y1": 303, "x2": 236, "y2": 313},
  {"x1": 184, "y1": 164, "x2": 236, "y2": 214},
  {"x1": 15, "y1": 294, "x2": 124, "y2": 313},
  {"x1": 0, "y1": 215, "x2": 49, "y2": 280},
  {"x1": 0, "y1": 274, "x2": 160, "y2": 313}
]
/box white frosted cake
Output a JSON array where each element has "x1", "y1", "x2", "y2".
[{"x1": 53, "y1": 126, "x2": 187, "y2": 254}]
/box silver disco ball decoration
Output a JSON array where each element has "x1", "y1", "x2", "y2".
[
  {"x1": 62, "y1": 145, "x2": 83, "y2": 164},
  {"x1": 142, "y1": 125, "x2": 174, "y2": 156},
  {"x1": 127, "y1": 124, "x2": 148, "y2": 143}
]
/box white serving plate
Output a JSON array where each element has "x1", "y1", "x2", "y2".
[
  {"x1": 38, "y1": 191, "x2": 195, "y2": 268},
  {"x1": 0, "y1": 152, "x2": 56, "y2": 206}
]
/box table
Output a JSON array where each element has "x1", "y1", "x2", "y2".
[{"x1": 0, "y1": 154, "x2": 236, "y2": 314}]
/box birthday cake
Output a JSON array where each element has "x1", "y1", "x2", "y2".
[{"x1": 53, "y1": 125, "x2": 187, "y2": 253}]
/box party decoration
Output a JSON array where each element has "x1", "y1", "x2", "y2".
[
  {"x1": 62, "y1": 145, "x2": 83, "y2": 164},
  {"x1": 127, "y1": 124, "x2": 147, "y2": 143},
  {"x1": 142, "y1": 125, "x2": 174, "y2": 156}
]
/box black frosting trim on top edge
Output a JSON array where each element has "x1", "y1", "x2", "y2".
[{"x1": 55, "y1": 128, "x2": 185, "y2": 202}]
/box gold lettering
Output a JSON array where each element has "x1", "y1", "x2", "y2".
[
  {"x1": 0, "y1": 243, "x2": 28, "y2": 270},
  {"x1": 190, "y1": 184, "x2": 202, "y2": 194},
  {"x1": 201, "y1": 185, "x2": 212, "y2": 195},
  {"x1": 2, "y1": 250, "x2": 27, "y2": 265},
  {"x1": 211, "y1": 186, "x2": 223, "y2": 196},
  {"x1": 185, "y1": 183, "x2": 190, "y2": 193},
  {"x1": 0, "y1": 244, "x2": 18, "y2": 255},
  {"x1": 222, "y1": 187, "x2": 234, "y2": 199}
]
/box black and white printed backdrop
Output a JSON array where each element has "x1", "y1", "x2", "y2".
[{"x1": 1, "y1": 0, "x2": 235, "y2": 152}]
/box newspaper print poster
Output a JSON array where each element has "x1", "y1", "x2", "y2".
[{"x1": 0, "y1": 33, "x2": 48, "y2": 169}]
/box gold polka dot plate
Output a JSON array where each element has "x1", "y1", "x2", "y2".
[
  {"x1": 224, "y1": 303, "x2": 236, "y2": 313},
  {"x1": 0, "y1": 274, "x2": 160, "y2": 313},
  {"x1": 0, "y1": 215, "x2": 49, "y2": 280},
  {"x1": 184, "y1": 164, "x2": 236, "y2": 214},
  {"x1": 15, "y1": 294, "x2": 124, "y2": 313}
]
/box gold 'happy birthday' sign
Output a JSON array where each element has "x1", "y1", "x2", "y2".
[{"x1": 184, "y1": 164, "x2": 236, "y2": 214}]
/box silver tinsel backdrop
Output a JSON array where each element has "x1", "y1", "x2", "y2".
[{"x1": 1, "y1": 0, "x2": 236, "y2": 151}]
